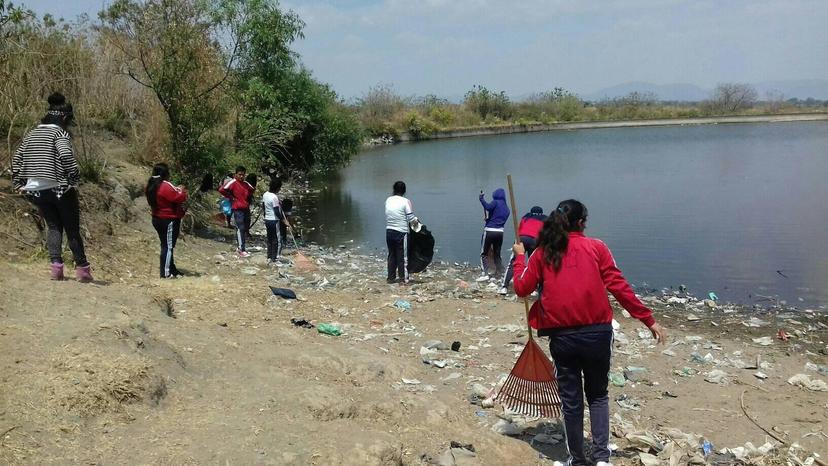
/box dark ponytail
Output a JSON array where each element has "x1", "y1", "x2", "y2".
[
  {"x1": 537, "y1": 199, "x2": 588, "y2": 271},
  {"x1": 145, "y1": 163, "x2": 170, "y2": 210}
]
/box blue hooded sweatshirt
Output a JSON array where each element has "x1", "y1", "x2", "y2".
[{"x1": 479, "y1": 188, "x2": 510, "y2": 230}]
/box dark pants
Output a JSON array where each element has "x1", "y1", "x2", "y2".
[
  {"x1": 265, "y1": 219, "x2": 282, "y2": 260},
  {"x1": 29, "y1": 188, "x2": 88, "y2": 267},
  {"x1": 549, "y1": 331, "x2": 613, "y2": 465},
  {"x1": 279, "y1": 218, "x2": 288, "y2": 247},
  {"x1": 480, "y1": 230, "x2": 504, "y2": 275},
  {"x1": 386, "y1": 229, "x2": 408, "y2": 283},
  {"x1": 152, "y1": 217, "x2": 180, "y2": 278},
  {"x1": 502, "y1": 235, "x2": 537, "y2": 288},
  {"x1": 232, "y1": 209, "x2": 250, "y2": 251}
]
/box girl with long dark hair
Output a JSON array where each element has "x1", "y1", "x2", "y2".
[
  {"x1": 11, "y1": 92, "x2": 93, "y2": 282},
  {"x1": 512, "y1": 199, "x2": 667, "y2": 466},
  {"x1": 145, "y1": 163, "x2": 188, "y2": 278}
]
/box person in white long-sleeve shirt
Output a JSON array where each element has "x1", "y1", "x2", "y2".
[{"x1": 385, "y1": 181, "x2": 418, "y2": 284}]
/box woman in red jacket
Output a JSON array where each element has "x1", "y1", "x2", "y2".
[
  {"x1": 146, "y1": 163, "x2": 188, "y2": 278},
  {"x1": 513, "y1": 199, "x2": 666, "y2": 466}
]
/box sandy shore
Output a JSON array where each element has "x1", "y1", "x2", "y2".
[{"x1": 1, "y1": 224, "x2": 826, "y2": 465}]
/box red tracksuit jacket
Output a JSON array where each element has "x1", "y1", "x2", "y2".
[
  {"x1": 152, "y1": 181, "x2": 188, "y2": 219},
  {"x1": 518, "y1": 216, "x2": 544, "y2": 239},
  {"x1": 513, "y1": 231, "x2": 656, "y2": 330},
  {"x1": 218, "y1": 178, "x2": 255, "y2": 210}
]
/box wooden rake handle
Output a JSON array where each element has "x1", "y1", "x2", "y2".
[{"x1": 506, "y1": 174, "x2": 533, "y2": 340}]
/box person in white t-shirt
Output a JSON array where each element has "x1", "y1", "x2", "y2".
[
  {"x1": 385, "y1": 181, "x2": 418, "y2": 284},
  {"x1": 262, "y1": 178, "x2": 286, "y2": 262}
]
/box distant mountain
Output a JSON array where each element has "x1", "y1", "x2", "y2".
[
  {"x1": 582, "y1": 79, "x2": 828, "y2": 103},
  {"x1": 753, "y1": 79, "x2": 828, "y2": 100},
  {"x1": 582, "y1": 82, "x2": 709, "y2": 102}
]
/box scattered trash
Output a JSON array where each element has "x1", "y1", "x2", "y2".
[
  {"x1": 316, "y1": 323, "x2": 342, "y2": 336},
  {"x1": 401, "y1": 378, "x2": 421, "y2": 385},
  {"x1": 290, "y1": 317, "x2": 314, "y2": 329},
  {"x1": 451, "y1": 341, "x2": 462, "y2": 351},
  {"x1": 492, "y1": 419, "x2": 525, "y2": 436},
  {"x1": 704, "y1": 369, "x2": 729, "y2": 385},
  {"x1": 615, "y1": 394, "x2": 641, "y2": 411},
  {"x1": 609, "y1": 372, "x2": 626, "y2": 387},
  {"x1": 743, "y1": 317, "x2": 768, "y2": 327},
  {"x1": 776, "y1": 329, "x2": 790, "y2": 341},
  {"x1": 686, "y1": 314, "x2": 700, "y2": 322},
  {"x1": 787, "y1": 374, "x2": 828, "y2": 392},
  {"x1": 702, "y1": 440, "x2": 713, "y2": 456},
  {"x1": 638, "y1": 452, "x2": 660, "y2": 466},
  {"x1": 753, "y1": 371, "x2": 768, "y2": 380},
  {"x1": 708, "y1": 292, "x2": 719, "y2": 301},
  {"x1": 624, "y1": 366, "x2": 648, "y2": 383},
  {"x1": 532, "y1": 433, "x2": 562, "y2": 445},
  {"x1": 752, "y1": 336, "x2": 773, "y2": 346},
  {"x1": 393, "y1": 299, "x2": 412, "y2": 311},
  {"x1": 269, "y1": 286, "x2": 297, "y2": 299}
]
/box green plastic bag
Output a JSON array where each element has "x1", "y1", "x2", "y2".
[{"x1": 317, "y1": 323, "x2": 342, "y2": 336}]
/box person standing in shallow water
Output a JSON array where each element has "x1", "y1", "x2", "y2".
[
  {"x1": 478, "y1": 188, "x2": 509, "y2": 279},
  {"x1": 11, "y1": 92, "x2": 93, "y2": 282},
  {"x1": 512, "y1": 199, "x2": 667, "y2": 466},
  {"x1": 385, "y1": 181, "x2": 418, "y2": 284},
  {"x1": 145, "y1": 163, "x2": 187, "y2": 278}
]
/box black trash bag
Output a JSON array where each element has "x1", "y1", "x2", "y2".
[{"x1": 407, "y1": 224, "x2": 434, "y2": 273}]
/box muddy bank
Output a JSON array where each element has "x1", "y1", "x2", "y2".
[{"x1": 391, "y1": 113, "x2": 828, "y2": 143}]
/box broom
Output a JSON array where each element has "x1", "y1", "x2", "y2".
[
  {"x1": 494, "y1": 174, "x2": 562, "y2": 418},
  {"x1": 285, "y1": 222, "x2": 318, "y2": 272}
]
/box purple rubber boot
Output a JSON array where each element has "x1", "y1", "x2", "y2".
[
  {"x1": 50, "y1": 263, "x2": 65, "y2": 281},
  {"x1": 75, "y1": 264, "x2": 93, "y2": 283}
]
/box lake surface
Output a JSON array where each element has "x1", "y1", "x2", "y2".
[{"x1": 304, "y1": 122, "x2": 828, "y2": 308}]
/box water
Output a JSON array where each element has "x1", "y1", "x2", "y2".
[{"x1": 303, "y1": 121, "x2": 828, "y2": 308}]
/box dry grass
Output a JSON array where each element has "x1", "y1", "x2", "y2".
[{"x1": 47, "y1": 345, "x2": 165, "y2": 418}]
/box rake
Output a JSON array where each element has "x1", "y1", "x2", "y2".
[
  {"x1": 494, "y1": 174, "x2": 562, "y2": 419},
  {"x1": 286, "y1": 223, "x2": 318, "y2": 272}
]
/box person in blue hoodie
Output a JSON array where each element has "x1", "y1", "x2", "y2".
[{"x1": 479, "y1": 188, "x2": 510, "y2": 279}]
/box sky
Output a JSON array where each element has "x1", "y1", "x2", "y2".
[{"x1": 21, "y1": 0, "x2": 828, "y2": 100}]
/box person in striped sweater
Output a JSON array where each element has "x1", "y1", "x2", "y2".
[{"x1": 11, "y1": 93, "x2": 93, "y2": 282}]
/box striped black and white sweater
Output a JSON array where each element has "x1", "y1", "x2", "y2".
[{"x1": 11, "y1": 124, "x2": 80, "y2": 198}]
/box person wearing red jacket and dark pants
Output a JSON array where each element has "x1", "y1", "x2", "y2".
[
  {"x1": 499, "y1": 205, "x2": 546, "y2": 294},
  {"x1": 513, "y1": 199, "x2": 667, "y2": 466},
  {"x1": 218, "y1": 166, "x2": 255, "y2": 257},
  {"x1": 145, "y1": 163, "x2": 188, "y2": 278}
]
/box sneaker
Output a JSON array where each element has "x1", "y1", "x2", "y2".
[
  {"x1": 529, "y1": 290, "x2": 539, "y2": 299},
  {"x1": 238, "y1": 250, "x2": 251, "y2": 258},
  {"x1": 475, "y1": 274, "x2": 490, "y2": 282},
  {"x1": 497, "y1": 287, "x2": 508, "y2": 295},
  {"x1": 75, "y1": 265, "x2": 93, "y2": 283},
  {"x1": 596, "y1": 462, "x2": 613, "y2": 466},
  {"x1": 50, "y1": 263, "x2": 65, "y2": 281}
]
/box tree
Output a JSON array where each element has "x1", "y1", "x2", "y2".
[
  {"x1": 233, "y1": 0, "x2": 361, "y2": 172},
  {"x1": 98, "y1": 0, "x2": 242, "y2": 181},
  {"x1": 464, "y1": 85, "x2": 511, "y2": 120},
  {"x1": 710, "y1": 83, "x2": 758, "y2": 113}
]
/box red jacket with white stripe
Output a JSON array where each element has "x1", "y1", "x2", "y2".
[
  {"x1": 513, "y1": 231, "x2": 656, "y2": 330},
  {"x1": 152, "y1": 181, "x2": 188, "y2": 219},
  {"x1": 219, "y1": 178, "x2": 255, "y2": 210}
]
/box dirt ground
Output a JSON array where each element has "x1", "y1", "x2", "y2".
[{"x1": 1, "y1": 157, "x2": 827, "y2": 465}]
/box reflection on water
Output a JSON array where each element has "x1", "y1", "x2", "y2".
[{"x1": 305, "y1": 122, "x2": 828, "y2": 308}]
